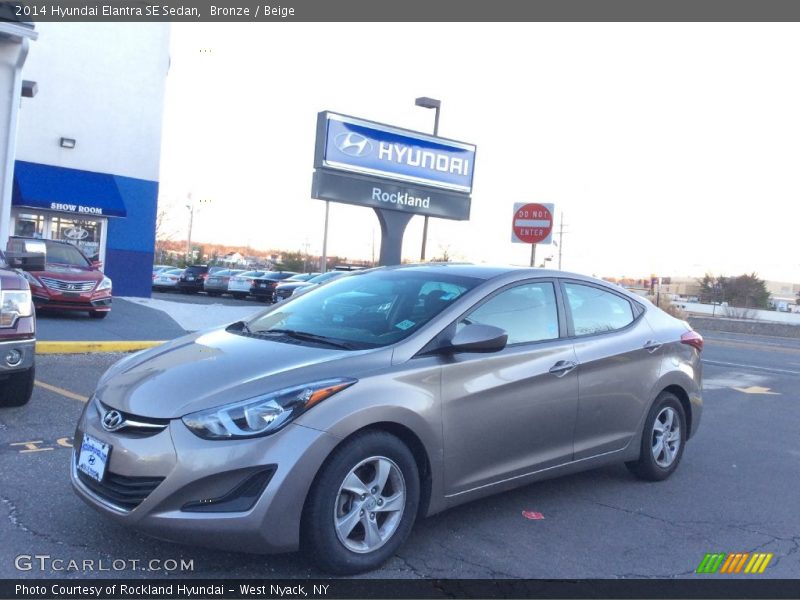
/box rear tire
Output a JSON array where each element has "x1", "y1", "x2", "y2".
[
  {"x1": 232, "y1": 293, "x2": 246, "y2": 300},
  {"x1": 626, "y1": 391, "x2": 686, "y2": 481},
  {"x1": 0, "y1": 366, "x2": 34, "y2": 407},
  {"x1": 301, "y1": 431, "x2": 419, "y2": 575}
]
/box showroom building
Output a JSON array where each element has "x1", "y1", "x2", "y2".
[{"x1": 11, "y1": 23, "x2": 169, "y2": 297}]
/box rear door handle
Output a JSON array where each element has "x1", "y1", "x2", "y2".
[
  {"x1": 549, "y1": 360, "x2": 577, "y2": 377},
  {"x1": 643, "y1": 340, "x2": 662, "y2": 353}
]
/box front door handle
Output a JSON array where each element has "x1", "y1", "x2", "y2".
[
  {"x1": 549, "y1": 360, "x2": 577, "y2": 377},
  {"x1": 643, "y1": 340, "x2": 663, "y2": 353}
]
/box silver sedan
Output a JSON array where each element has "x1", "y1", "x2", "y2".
[{"x1": 72, "y1": 264, "x2": 702, "y2": 574}]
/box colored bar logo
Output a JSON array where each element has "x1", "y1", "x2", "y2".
[{"x1": 696, "y1": 553, "x2": 773, "y2": 574}]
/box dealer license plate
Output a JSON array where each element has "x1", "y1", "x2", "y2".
[{"x1": 77, "y1": 434, "x2": 111, "y2": 483}]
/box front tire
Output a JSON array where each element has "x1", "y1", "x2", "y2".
[
  {"x1": 302, "y1": 431, "x2": 420, "y2": 575},
  {"x1": 626, "y1": 391, "x2": 686, "y2": 481},
  {"x1": 0, "y1": 366, "x2": 34, "y2": 407}
]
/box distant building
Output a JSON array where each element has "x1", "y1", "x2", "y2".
[{"x1": 11, "y1": 23, "x2": 169, "y2": 296}]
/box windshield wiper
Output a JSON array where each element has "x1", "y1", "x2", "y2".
[
  {"x1": 255, "y1": 328, "x2": 356, "y2": 350},
  {"x1": 227, "y1": 320, "x2": 253, "y2": 334}
]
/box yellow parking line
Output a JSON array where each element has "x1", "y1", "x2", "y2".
[
  {"x1": 36, "y1": 340, "x2": 165, "y2": 354},
  {"x1": 34, "y1": 380, "x2": 89, "y2": 403}
]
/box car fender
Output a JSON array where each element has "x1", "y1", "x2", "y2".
[{"x1": 294, "y1": 364, "x2": 446, "y2": 516}]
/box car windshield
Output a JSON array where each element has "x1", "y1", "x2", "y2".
[
  {"x1": 242, "y1": 269, "x2": 482, "y2": 349},
  {"x1": 44, "y1": 241, "x2": 90, "y2": 267}
]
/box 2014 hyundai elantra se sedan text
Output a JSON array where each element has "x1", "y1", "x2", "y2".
[{"x1": 72, "y1": 264, "x2": 703, "y2": 574}]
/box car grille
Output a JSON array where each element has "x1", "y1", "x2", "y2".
[
  {"x1": 39, "y1": 277, "x2": 96, "y2": 292},
  {"x1": 97, "y1": 401, "x2": 169, "y2": 438},
  {"x1": 77, "y1": 469, "x2": 165, "y2": 511}
]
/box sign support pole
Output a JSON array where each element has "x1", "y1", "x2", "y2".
[
  {"x1": 375, "y1": 208, "x2": 414, "y2": 267},
  {"x1": 530, "y1": 243, "x2": 536, "y2": 267},
  {"x1": 320, "y1": 200, "x2": 329, "y2": 273}
]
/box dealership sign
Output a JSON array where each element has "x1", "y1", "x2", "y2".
[
  {"x1": 316, "y1": 112, "x2": 476, "y2": 194},
  {"x1": 312, "y1": 170, "x2": 471, "y2": 221}
]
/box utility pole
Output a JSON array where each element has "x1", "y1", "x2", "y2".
[
  {"x1": 557, "y1": 212, "x2": 567, "y2": 270},
  {"x1": 185, "y1": 193, "x2": 194, "y2": 264}
]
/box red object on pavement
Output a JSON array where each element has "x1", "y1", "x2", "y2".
[{"x1": 522, "y1": 511, "x2": 545, "y2": 520}]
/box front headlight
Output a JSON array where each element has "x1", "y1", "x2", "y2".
[
  {"x1": 181, "y1": 377, "x2": 357, "y2": 440},
  {"x1": 0, "y1": 290, "x2": 32, "y2": 327},
  {"x1": 96, "y1": 276, "x2": 112, "y2": 292}
]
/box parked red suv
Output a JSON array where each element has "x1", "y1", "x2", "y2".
[
  {"x1": 8, "y1": 237, "x2": 112, "y2": 319},
  {"x1": 0, "y1": 241, "x2": 41, "y2": 407}
]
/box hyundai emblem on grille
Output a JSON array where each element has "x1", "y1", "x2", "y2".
[{"x1": 102, "y1": 410, "x2": 125, "y2": 431}]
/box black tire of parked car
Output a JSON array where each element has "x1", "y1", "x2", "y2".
[
  {"x1": 0, "y1": 366, "x2": 35, "y2": 407},
  {"x1": 89, "y1": 312, "x2": 108, "y2": 319},
  {"x1": 206, "y1": 292, "x2": 221, "y2": 297},
  {"x1": 301, "y1": 430, "x2": 420, "y2": 575},
  {"x1": 232, "y1": 293, "x2": 247, "y2": 300},
  {"x1": 626, "y1": 391, "x2": 687, "y2": 481}
]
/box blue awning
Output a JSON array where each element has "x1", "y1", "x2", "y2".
[{"x1": 12, "y1": 160, "x2": 127, "y2": 218}]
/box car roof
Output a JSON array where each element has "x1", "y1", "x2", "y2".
[{"x1": 363, "y1": 263, "x2": 638, "y2": 295}]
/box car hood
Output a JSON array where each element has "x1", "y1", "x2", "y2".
[
  {"x1": 34, "y1": 264, "x2": 102, "y2": 280},
  {"x1": 95, "y1": 328, "x2": 387, "y2": 418}
]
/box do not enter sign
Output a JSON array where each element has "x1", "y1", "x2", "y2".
[{"x1": 511, "y1": 203, "x2": 554, "y2": 244}]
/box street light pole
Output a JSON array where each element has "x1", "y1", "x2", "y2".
[
  {"x1": 185, "y1": 193, "x2": 194, "y2": 264},
  {"x1": 415, "y1": 97, "x2": 441, "y2": 262}
]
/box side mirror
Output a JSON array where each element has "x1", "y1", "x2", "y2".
[
  {"x1": 5, "y1": 239, "x2": 46, "y2": 272},
  {"x1": 444, "y1": 323, "x2": 508, "y2": 354}
]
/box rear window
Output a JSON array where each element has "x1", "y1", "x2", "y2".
[{"x1": 185, "y1": 266, "x2": 208, "y2": 275}]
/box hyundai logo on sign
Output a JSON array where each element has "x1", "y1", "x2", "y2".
[
  {"x1": 319, "y1": 112, "x2": 476, "y2": 193},
  {"x1": 334, "y1": 132, "x2": 372, "y2": 157}
]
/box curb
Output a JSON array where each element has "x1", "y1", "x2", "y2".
[{"x1": 35, "y1": 341, "x2": 166, "y2": 354}]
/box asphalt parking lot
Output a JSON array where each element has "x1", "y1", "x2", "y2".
[{"x1": 1, "y1": 330, "x2": 798, "y2": 579}]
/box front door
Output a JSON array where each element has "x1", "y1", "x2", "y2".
[{"x1": 441, "y1": 280, "x2": 579, "y2": 495}]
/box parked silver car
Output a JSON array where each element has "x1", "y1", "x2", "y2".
[{"x1": 71, "y1": 265, "x2": 702, "y2": 574}]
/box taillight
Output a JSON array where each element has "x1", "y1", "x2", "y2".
[{"x1": 680, "y1": 330, "x2": 704, "y2": 352}]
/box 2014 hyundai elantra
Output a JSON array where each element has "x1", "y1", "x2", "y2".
[{"x1": 71, "y1": 264, "x2": 702, "y2": 574}]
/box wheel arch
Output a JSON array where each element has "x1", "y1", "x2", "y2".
[{"x1": 302, "y1": 421, "x2": 435, "y2": 522}]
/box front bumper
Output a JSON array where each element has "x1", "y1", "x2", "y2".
[
  {"x1": 71, "y1": 400, "x2": 340, "y2": 554},
  {"x1": 33, "y1": 292, "x2": 111, "y2": 312},
  {"x1": 0, "y1": 337, "x2": 35, "y2": 374}
]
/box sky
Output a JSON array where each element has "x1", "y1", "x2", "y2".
[{"x1": 157, "y1": 23, "x2": 800, "y2": 282}]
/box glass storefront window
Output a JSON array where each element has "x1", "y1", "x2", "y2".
[
  {"x1": 50, "y1": 217, "x2": 102, "y2": 262},
  {"x1": 14, "y1": 213, "x2": 45, "y2": 238}
]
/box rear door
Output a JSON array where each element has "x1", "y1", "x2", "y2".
[
  {"x1": 561, "y1": 280, "x2": 661, "y2": 460},
  {"x1": 441, "y1": 279, "x2": 579, "y2": 495}
]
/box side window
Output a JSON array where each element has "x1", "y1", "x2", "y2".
[
  {"x1": 458, "y1": 282, "x2": 559, "y2": 345},
  {"x1": 564, "y1": 282, "x2": 634, "y2": 336}
]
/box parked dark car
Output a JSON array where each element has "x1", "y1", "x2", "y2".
[
  {"x1": 204, "y1": 269, "x2": 244, "y2": 296},
  {"x1": 251, "y1": 271, "x2": 299, "y2": 302},
  {"x1": 178, "y1": 265, "x2": 210, "y2": 294},
  {"x1": 0, "y1": 240, "x2": 41, "y2": 407},
  {"x1": 9, "y1": 237, "x2": 112, "y2": 319},
  {"x1": 277, "y1": 270, "x2": 348, "y2": 301},
  {"x1": 270, "y1": 273, "x2": 319, "y2": 301}
]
